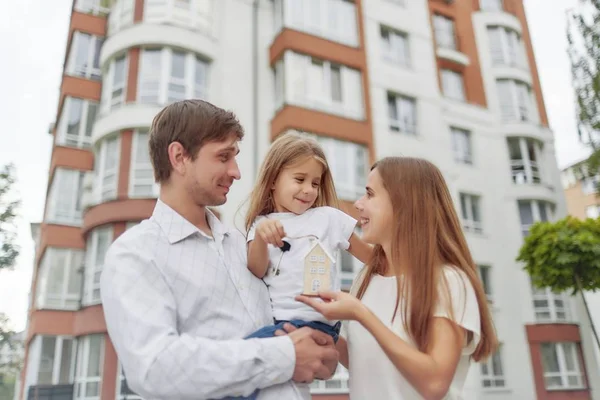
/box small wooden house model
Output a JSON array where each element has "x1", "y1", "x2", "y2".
[{"x1": 302, "y1": 241, "x2": 335, "y2": 296}]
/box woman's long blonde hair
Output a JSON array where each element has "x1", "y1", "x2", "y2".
[
  {"x1": 244, "y1": 132, "x2": 339, "y2": 233},
  {"x1": 356, "y1": 157, "x2": 498, "y2": 361}
]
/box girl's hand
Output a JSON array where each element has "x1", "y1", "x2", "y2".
[
  {"x1": 296, "y1": 291, "x2": 366, "y2": 321},
  {"x1": 256, "y1": 219, "x2": 286, "y2": 247}
]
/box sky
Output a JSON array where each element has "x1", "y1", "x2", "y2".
[{"x1": 0, "y1": 1, "x2": 595, "y2": 333}]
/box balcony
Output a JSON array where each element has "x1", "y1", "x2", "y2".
[
  {"x1": 27, "y1": 384, "x2": 74, "y2": 400},
  {"x1": 273, "y1": 0, "x2": 359, "y2": 48}
]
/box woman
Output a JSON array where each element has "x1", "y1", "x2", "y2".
[{"x1": 297, "y1": 157, "x2": 497, "y2": 400}]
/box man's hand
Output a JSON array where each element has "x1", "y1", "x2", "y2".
[{"x1": 276, "y1": 324, "x2": 339, "y2": 382}]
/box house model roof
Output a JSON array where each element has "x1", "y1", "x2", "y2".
[{"x1": 306, "y1": 240, "x2": 335, "y2": 262}]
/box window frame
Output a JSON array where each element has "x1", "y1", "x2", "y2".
[
  {"x1": 540, "y1": 342, "x2": 585, "y2": 390},
  {"x1": 441, "y1": 69, "x2": 466, "y2": 101},
  {"x1": 57, "y1": 97, "x2": 98, "y2": 149},
  {"x1": 137, "y1": 48, "x2": 209, "y2": 106},
  {"x1": 36, "y1": 248, "x2": 84, "y2": 311},
  {"x1": 480, "y1": 345, "x2": 506, "y2": 388},
  {"x1": 66, "y1": 32, "x2": 103, "y2": 81},
  {"x1": 74, "y1": 334, "x2": 105, "y2": 400},
  {"x1": 94, "y1": 136, "x2": 121, "y2": 203},
  {"x1": 387, "y1": 92, "x2": 417, "y2": 135},
  {"x1": 129, "y1": 130, "x2": 160, "y2": 198},
  {"x1": 459, "y1": 193, "x2": 483, "y2": 233},
  {"x1": 380, "y1": 25, "x2": 410, "y2": 67},
  {"x1": 83, "y1": 226, "x2": 113, "y2": 306},
  {"x1": 45, "y1": 168, "x2": 86, "y2": 226},
  {"x1": 451, "y1": 127, "x2": 473, "y2": 165},
  {"x1": 433, "y1": 14, "x2": 457, "y2": 50},
  {"x1": 508, "y1": 137, "x2": 543, "y2": 185},
  {"x1": 32, "y1": 335, "x2": 77, "y2": 386}
]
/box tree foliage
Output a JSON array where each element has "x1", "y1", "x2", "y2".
[
  {"x1": 517, "y1": 216, "x2": 600, "y2": 294},
  {"x1": 0, "y1": 163, "x2": 19, "y2": 271},
  {"x1": 567, "y1": 1, "x2": 600, "y2": 194}
]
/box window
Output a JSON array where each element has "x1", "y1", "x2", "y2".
[
  {"x1": 540, "y1": 343, "x2": 584, "y2": 390},
  {"x1": 29, "y1": 336, "x2": 76, "y2": 386},
  {"x1": 57, "y1": 97, "x2": 97, "y2": 148},
  {"x1": 130, "y1": 130, "x2": 159, "y2": 198},
  {"x1": 36, "y1": 248, "x2": 84, "y2": 311},
  {"x1": 441, "y1": 69, "x2": 465, "y2": 101},
  {"x1": 480, "y1": 0, "x2": 503, "y2": 12},
  {"x1": 281, "y1": 52, "x2": 364, "y2": 120},
  {"x1": 75, "y1": 335, "x2": 104, "y2": 400},
  {"x1": 75, "y1": 0, "x2": 110, "y2": 15},
  {"x1": 310, "y1": 363, "x2": 349, "y2": 394},
  {"x1": 274, "y1": 0, "x2": 358, "y2": 47},
  {"x1": 380, "y1": 26, "x2": 409, "y2": 66},
  {"x1": 144, "y1": 0, "x2": 212, "y2": 34},
  {"x1": 488, "y1": 26, "x2": 527, "y2": 68},
  {"x1": 116, "y1": 364, "x2": 141, "y2": 399},
  {"x1": 67, "y1": 32, "x2": 103, "y2": 80},
  {"x1": 433, "y1": 15, "x2": 457, "y2": 50},
  {"x1": 451, "y1": 127, "x2": 472, "y2": 164},
  {"x1": 83, "y1": 227, "x2": 113, "y2": 305},
  {"x1": 496, "y1": 79, "x2": 537, "y2": 123},
  {"x1": 532, "y1": 287, "x2": 571, "y2": 322},
  {"x1": 480, "y1": 346, "x2": 506, "y2": 388},
  {"x1": 95, "y1": 136, "x2": 120, "y2": 202},
  {"x1": 508, "y1": 137, "x2": 543, "y2": 185},
  {"x1": 586, "y1": 205, "x2": 600, "y2": 219},
  {"x1": 138, "y1": 48, "x2": 209, "y2": 105},
  {"x1": 518, "y1": 200, "x2": 552, "y2": 237},
  {"x1": 582, "y1": 175, "x2": 599, "y2": 195},
  {"x1": 460, "y1": 193, "x2": 482, "y2": 233},
  {"x1": 107, "y1": 0, "x2": 134, "y2": 34},
  {"x1": 478, "y1": 265, "x2": 492, "y2": 302},
  {"x1": 387, "y1": 93, "x2": 417, "y2": 134},
  {"x1": 312, "y1": 135, "x2": 367, "y2": 201},
  {"x1": 45, "y1": 169, "x2": 85, "y2": 226},
  {"x1": 338, "y1": 249, "x2": 363, "y2": 291},
  {"x1": 101, "y1": 56, "x2": 128, "y2": 113},
  {"x1": 274, "y1": 60, "x2": 285, "y2": 110}
]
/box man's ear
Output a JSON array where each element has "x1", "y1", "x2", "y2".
[{"x1": 168, "y1": 142, "x2": 187, "y2": 176}]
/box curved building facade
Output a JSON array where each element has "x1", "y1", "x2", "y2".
[{"x1": 18, "y1": 0, "x2": 600, "y2": 399}]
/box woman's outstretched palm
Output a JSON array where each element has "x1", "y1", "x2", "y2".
[{"x1": 296, "y1": 291, "x2": 364, "y2": 321}]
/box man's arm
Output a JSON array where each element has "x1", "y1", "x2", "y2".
[{"x1": 100, "y1": 238, "x2": 295, "y2": 400}]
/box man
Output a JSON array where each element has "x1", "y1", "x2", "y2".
[{"x1": 101, "y1": 100, "x2": 338, "y2": 399}]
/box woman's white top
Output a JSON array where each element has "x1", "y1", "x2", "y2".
[{"x1": 344, "y1": 267, "x2": 481, "y2": 400}]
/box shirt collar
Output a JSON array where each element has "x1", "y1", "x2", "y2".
[{"x1": 152, "y1": 199, "x2": 230, "y2": 244}]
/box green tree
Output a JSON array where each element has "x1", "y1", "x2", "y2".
[
  {"x1": 0, "y1": 313, "x2": 19, "y2": 400},
  {"x1": 517, "y1": 216, "x2": 600, "y2": 349},
  {"x1": 0, "y1": 163, "x2": 19, "y2": 271},
  {"x1": 567, "y1": 1, "x2": 600, "y2": 194}
]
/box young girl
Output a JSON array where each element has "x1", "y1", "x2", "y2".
[
  {"x1": 236, "y1": 132, "x2": 371, "y2": 399},
  {"x1": 298, "y1": 157, "x2": 498, "y2": 400}
]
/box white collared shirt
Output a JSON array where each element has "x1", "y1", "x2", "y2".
[{"x1": 101, "y1": 200, "x2": 306, "y2": 400}]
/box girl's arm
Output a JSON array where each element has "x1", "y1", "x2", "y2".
[
  {"x1": 357, "y1": 307, "x2": 465, "y2": 400},
  {"x1": 247, "y1": 237, "x2": 269, "y2": 278},
  {"x1": 347, "y1": 233, "x2": 373, "y2": 264}
]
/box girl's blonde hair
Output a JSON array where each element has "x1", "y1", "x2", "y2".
[{"x1": 244, "y1": 132, "x2": 339, "y2": 233}]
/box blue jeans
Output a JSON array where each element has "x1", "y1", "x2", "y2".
[{"x1": 223, "y1": 319, "x2": 341, "y2": 400}]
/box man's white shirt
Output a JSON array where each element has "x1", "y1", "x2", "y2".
[{"x1": 100, "y1": 200, "x2": 308, "y2": 399}]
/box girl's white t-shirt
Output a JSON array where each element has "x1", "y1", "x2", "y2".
[
  {"x1": 344, "y1": 267, "x2": 481, "y2": 400},
  {"x1": 247, "y1": 206, "x2": 357, "y2": 324}
]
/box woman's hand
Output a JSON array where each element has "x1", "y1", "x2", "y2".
[{"x1": 296, "y1": 291, "x2": 367, "y2": 321}]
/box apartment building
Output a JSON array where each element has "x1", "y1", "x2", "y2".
[
  {"x1": 19, "y1": 0, "x2": 600, "y2": 399},
  {"x1": 562, "y1": 159, "x2": 600, "y2": 220}
]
